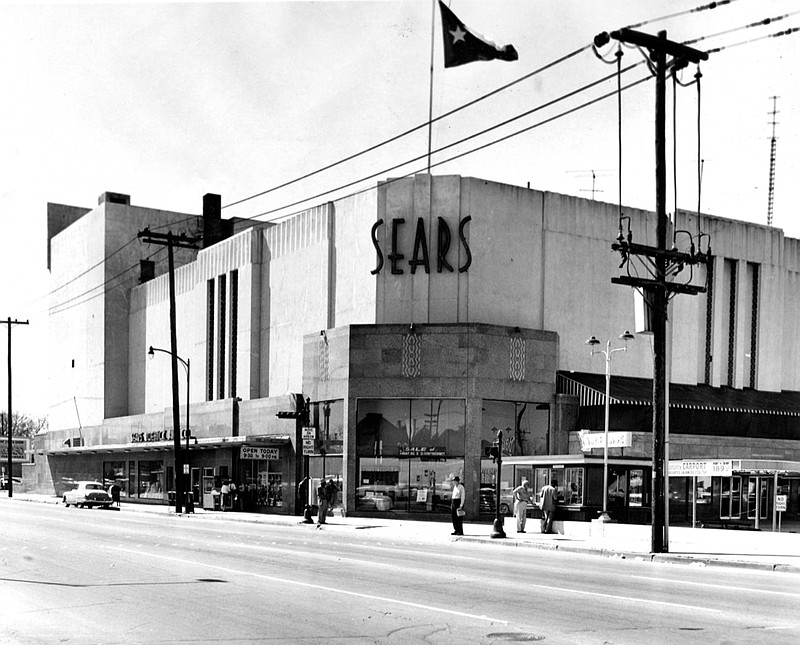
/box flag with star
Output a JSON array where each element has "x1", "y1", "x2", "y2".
[{"x1": 438, "y1": 1, "x2": 518, "y2": 68}]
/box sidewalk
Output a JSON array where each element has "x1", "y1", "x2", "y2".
[{"x1": 5, "y1": 492, "x2": 800, "y2": 573}]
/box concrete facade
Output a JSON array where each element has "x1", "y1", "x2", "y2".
[{"x1": 31, "y1": 175, "x2": 800, "y2": 518}]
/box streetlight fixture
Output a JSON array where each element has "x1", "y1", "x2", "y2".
[
  {"x1": 148, "y1": 345, "x2": 192, "y2": 513},
  {"x1": 586, "y1": 330, "x2": 635, "y2": 522},
  {"x1": 489, "y1": 428, "x2": 506, "y2": 539}
]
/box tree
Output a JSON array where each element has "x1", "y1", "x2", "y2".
[{"x1": 1, "y1": 412, "x2": 48, "y2": 438}]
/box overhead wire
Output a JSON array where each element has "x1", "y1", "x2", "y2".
[
  {"x1": 245, "y1": 62, "x2": 646, "y2": 222},
  {"x1": 42, "y1": 7, "x2": 798, "y2": 315},
  {"x1": 36, "y1": 1, "x2": 769, "y2": 311},
  {"x1": 222, "y1": 44, "x2": 593, "y2": 210}
]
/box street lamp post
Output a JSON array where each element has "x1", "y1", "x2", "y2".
[
  {"x1": 586, "y1": 331, "x2": 635, "y2": 521},
  {"x1": 490, "y1": 428, "x2": 506, "y2": 539},
  {"x1": 148, "y1": 346, "x2": 191, "y2": 513}
]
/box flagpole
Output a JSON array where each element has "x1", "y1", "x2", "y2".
[{"x1": 427, "y1": 0, "x2": 436, "y2": 173}]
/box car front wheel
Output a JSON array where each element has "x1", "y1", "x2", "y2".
[
  {"x1": 499, "y1": 503, "x2": 510, "y2": 515},
  {"x1": 63, "y1": 496, "x2": 69, "y2": 507}
]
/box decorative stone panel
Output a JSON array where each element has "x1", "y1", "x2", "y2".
[{"x1": 509, "y1": 337, "x2": 526, "y2": 381}]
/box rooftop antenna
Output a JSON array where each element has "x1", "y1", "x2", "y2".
[
  {"x1": 568, "y1": 169, "x2": 610, "y2": 201},
  {"x1": 767, "y1": 96, "x2": 779, "y2": 227}
]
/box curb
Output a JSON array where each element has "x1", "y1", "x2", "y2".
[{"x1": 7, "y1": 495, "x2": 800, "y2": 573}]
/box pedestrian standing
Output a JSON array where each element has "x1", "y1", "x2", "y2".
[
  {"x1": 512, "y1": 480, "x2": 532, "y2": 533},
  {"x1": 317, "y1": 479, "x2": 329, "y2": 524},
  {"x1": 450, "y1": 476, "x2": 465, "y2": 535},
  {"x1": 221, "y1": 481, "x2": 231, "y2": 511},
  {"x1": 539, "y1": 478, "x2": 558, "y2": 534}
]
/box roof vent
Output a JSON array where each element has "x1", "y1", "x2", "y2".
[{"x1": 98, "y1": 192, "x2": 130, "y2": 205}]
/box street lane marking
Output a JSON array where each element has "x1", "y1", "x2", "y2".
[
  {"x1": 631, "y1": 575, "x2": 800, "y2": 598},
  {"x1": 523, "y1": 583, "x2": 722, "y2": 612},
  {"x1": 109, "y1": 546, "x2": 509, "y2": 625}
]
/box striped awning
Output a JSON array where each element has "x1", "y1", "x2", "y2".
[{"x1": 557, "y1": 371, "x2": 800, "y2": 416}]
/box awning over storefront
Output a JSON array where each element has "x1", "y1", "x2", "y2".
[
  {"x1": 42, "y1": 434, "x2": 291, "y2": 457},
  {"x1": 557, "y1": 371, "x2": 800, "y2": 441},
  {"x1": 558, "y1": 371, "x2": 800, "y2": 415}
]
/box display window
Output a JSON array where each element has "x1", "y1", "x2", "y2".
[
  {"x1": 356, "y1": 456, "x2": 463, "y2": 513},
  {"x1": 565, "y1": 467, "x2": 583, "y2": 505},
  {"x1": 240, "y1": 459, "x2": 285, "y2": 511},
  {"x1": 103, "y1": 461, "x2": 129, "y2": 498},
  {"x1": 308, "y1": 456, "x2": 343, "y2": 509},
  {"x1": 138, "y1": 461, "x2": 165, "y2": 499},
  {"x1": 481, "y1": 400, "x2": 549, "y2": 456},
  {"x1": 356, "y1": 398, "x2": 465, "y2": 458},
  {"x1": 309, "y1": 400, "x2": 344, "y2": 456}
]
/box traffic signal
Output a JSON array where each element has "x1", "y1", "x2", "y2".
[{"x1": 488, "y1": 444, "x2": 500, "y2": 463}]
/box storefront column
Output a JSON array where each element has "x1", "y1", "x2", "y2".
[
  {"x1": 463, "y1": 397, "x2": 483, "y2": 517},
  {"x1": 344, "y1": 396, "x2": 357, "y2": 515}
]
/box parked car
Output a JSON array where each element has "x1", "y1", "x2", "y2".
[
  {"x1": 1, "y1": 476, "x2": 21, "y2": 490},
  {"x1": 480, "y1": 486, "x2": 512, "y2": 515},
  {"x1": 62, "y1": 481, "x2": 113, "y2": 509}
]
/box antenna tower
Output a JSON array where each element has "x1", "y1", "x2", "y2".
[{"x1": 767, "y1": 96, "x2": 779, "y2": 226}]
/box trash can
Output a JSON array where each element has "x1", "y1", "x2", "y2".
[
  {"x1": 185, "y1": 491, "x2": 195, "y2": 514},
  {"x1": 213, "y1": 493, "x2": 221, "y2": 511}
]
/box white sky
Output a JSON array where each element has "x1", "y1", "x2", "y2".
[{"x1": 1, "y1": 0, "x2": 798, "y2": 418}]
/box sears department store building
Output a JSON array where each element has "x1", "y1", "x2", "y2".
[{"x1": 30, "y1": 175, "x2": 800, "y2": 525}]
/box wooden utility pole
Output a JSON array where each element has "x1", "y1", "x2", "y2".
[
  {"x1": 1, "y1": 317, "x2": 28, "y2": 498},
  {"x1": 595, "y1": 29, "x2": 709, "y2": 553},
  {"x1": 137, "y1": 230, "x2": 199, "y2": 513}
]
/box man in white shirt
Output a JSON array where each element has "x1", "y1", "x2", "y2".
[
  {"x1": 450, "y1": 476, "x2": 465, "y2": 535},
  {"x1": 512, "y1": 479, "x2": 532, "y2": 533}
]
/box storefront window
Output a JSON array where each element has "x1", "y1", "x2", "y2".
[
  {"x1": 138, "y1": 461, "x2": 165, "y2": 499},
  {"x1": 696, "y1": 476, "x2": 712, "y2": 504},
  {"x1": 240, "y1": 455, "x2": 285, "y2": 511},
  {"x1": 608, "y1": 467, "x2": 626, "y2": 507},
  {"x1": 355, "y1": 398, "x2": 465, "y2": 514},
  {"x1": 565, "y1": 468, "x2": 583, "y2": 504},
  {"x1": 482, "y1": 400, "x2": 549, "y2": 456},
  {"x1": 356, "y1": 456, "x2": 463, "y2": 514},
  {"x1": 310, "y1": 400, "x2": 344, "y2": 455},
  {"x1": 356, "y1": 398, "x2": 465, "y2": 458},
  {"x1": 308, "y1": 456, "x2": 343, "y2": 510},
  {"x1": 103, "y1": 461, "x2": 129, "y2": 498},
  {"x1": 629, "y1": 469, "x2": 644, "y2": 507}
]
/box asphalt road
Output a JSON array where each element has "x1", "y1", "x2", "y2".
[{"x1": 1, "y1": 501, "x2": 799, "y2": 645}]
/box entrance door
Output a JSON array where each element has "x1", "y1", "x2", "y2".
[
  {"x1": 719, "y1": 476, "x2": 742, "y2": 519},
  {"x1": 191, "y1": 468, "x2": 201, "y2": 504},
  {"x1": 745, "y1": 476, "x2": 769, "y2": 520}
]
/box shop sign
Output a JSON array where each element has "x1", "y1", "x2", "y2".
[
  {"x1": 241, "y1": 446, "x2": 280, "y2": 461},
  {"x1": 130, "y1": 430, "x2": 173, "y2": 444},
  {"x1": 668, "y1": 459, "x2": 733, "y2": 477},
  {"x1": 370, "y1": 216, "x2": 472, "y2": 275},
  {"x1": 399, "y1": 446, "x2": 446, "y2": 458},
  {"x1": 578, "y1": 430, "x2": 632, "y2": 451},
  {"x1": 0, "y1": 437, "x2": 28, "y2": 461}
]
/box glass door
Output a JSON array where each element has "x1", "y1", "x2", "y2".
[
  {"x1": 745, "y1": 476, "x2": 769, "y2": 520},
  {"x1": 720, "y1": 476, "x2": 742, "y2": 519}
]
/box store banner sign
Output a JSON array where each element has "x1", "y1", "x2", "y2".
[
  {"x1": 668, "y1": 460, "x2": 732, "y2": 477},
  {"x1": 241, "y1": 447, "x2": 280, "y2": 461},
  {"x1": 578, "y1": 430, "x2": 632, "y2": 451},
  {"x1": 399, "y1": 446, "x2": 446, "y2": 458}
]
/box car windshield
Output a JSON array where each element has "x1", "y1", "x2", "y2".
[{"x1": 85, "y1": 484, "x2": 103, "y2": 490}]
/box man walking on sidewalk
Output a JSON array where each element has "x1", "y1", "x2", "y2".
[
  {"x1": 539, "y1": 478, "x2": 558, "y2": 534},
  {"x1": 512, "y1": 480, "x2": 531, "y2": 533}
]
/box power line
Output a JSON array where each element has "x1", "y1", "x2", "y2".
[
  {"x1": 41, "y1": 17, "x2": 799, "y2": 315},
  {"x1": 221, "y1": 44, "x2": 593, "y2": 211}
]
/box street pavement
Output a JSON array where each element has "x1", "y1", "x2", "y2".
[{"x1": 4, "y1": 491, "x2": 799, "y2": 573}]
